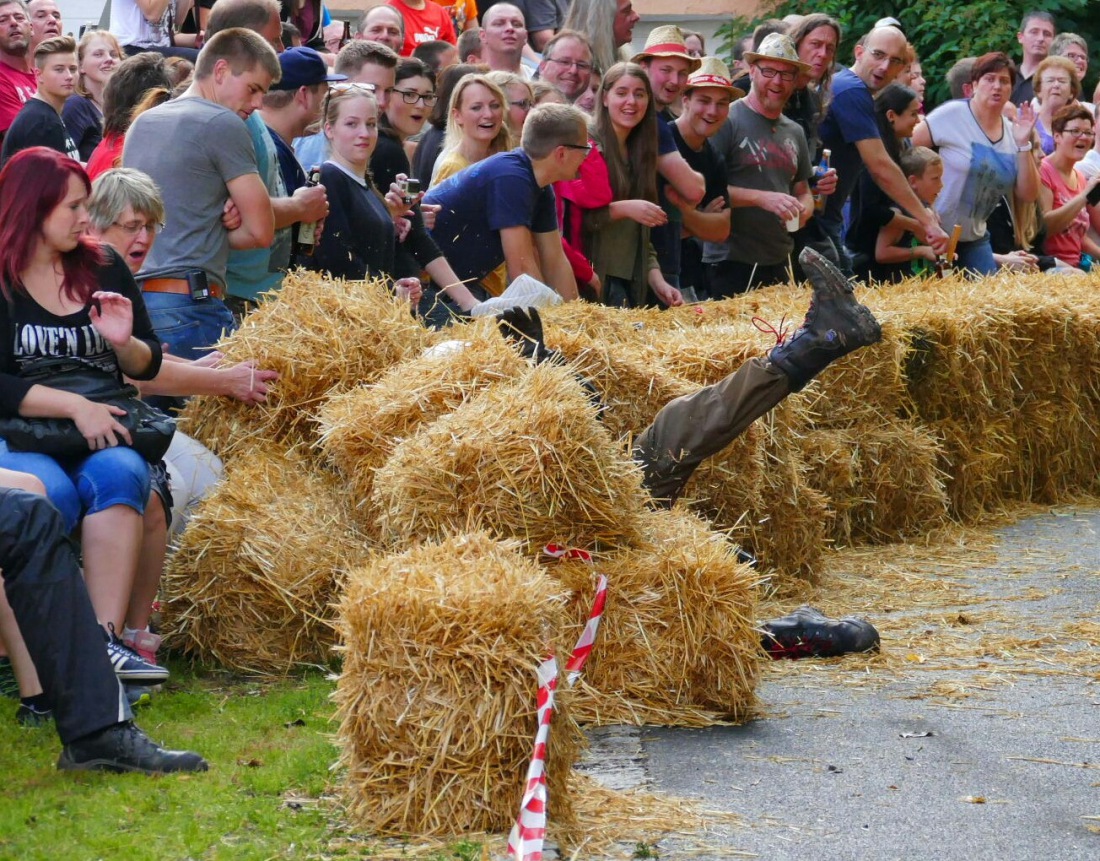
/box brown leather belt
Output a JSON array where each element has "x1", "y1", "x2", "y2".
[{"x1": 141, "y1": 277, "x2": 224, "y2": 300}]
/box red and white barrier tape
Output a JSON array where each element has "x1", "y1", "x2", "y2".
[
  {"x1": 507, "y1": 545, "x2": 607, "y2": 861},
  {"x1": 507, "y1": 657, "x2": 558, "y2": 861}
]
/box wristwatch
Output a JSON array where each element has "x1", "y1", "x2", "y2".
[{"x1": 1017, "y1": 141, "x2": 1034, "y2": 152}]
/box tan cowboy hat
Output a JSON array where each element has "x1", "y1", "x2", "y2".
[
  {"x1": 743, "y1": 33, "x2": 811, "y2": 73},
  {"x1": 630, "y1": 25, "x2": 703, "y2": 72},
  {"x1": 683, "y1": 56, "x2": 746, "y2": 99}
]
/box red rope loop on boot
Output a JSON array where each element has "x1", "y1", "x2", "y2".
[{"x1": 752, "y1": 314, "x2": 790, "y2": 345}]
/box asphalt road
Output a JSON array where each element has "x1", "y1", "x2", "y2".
[{"x1": 581, "y1": 505, "x2": 1100, "y2": 860}]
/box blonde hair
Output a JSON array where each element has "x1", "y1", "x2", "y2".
[
  {"x1": 1034, "y1": 55, "x2": 1081, "y2": 101},
  {"x1": 442, "y1": 74, "x2": 512, "y2": 157},
  {"x1": 76, "y1": 30, "x2": 121, "y2": 98}
]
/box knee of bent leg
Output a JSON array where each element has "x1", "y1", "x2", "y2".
[
  {"x1": 74, "y1": 448, "x2": 151, "y2": 516},
  {"x1": 0, "y1": 488, "x2": 69, "y2": 569}
]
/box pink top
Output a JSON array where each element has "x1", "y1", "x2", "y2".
[{"x1": 1040, "y1": 157, "x2": 1090, "y2": 268}]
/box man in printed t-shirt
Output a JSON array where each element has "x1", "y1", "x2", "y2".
[
  {"x1": 387, "y1": 0, "x2": 456, "y2": 56},
  {"x1": 0, "y1": 0, "x2": 36, "y2": 141},
  {"x1": 704, "y1": 33, "x2": 813, "y2": 297}
]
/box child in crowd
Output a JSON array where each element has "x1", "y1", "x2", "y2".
[{"x1": 871, "y1": 146, "x2": 944, "y2": 282}]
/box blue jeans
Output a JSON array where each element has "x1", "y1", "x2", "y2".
[
  {"x1": 142, "y1": 292, "x2": 236, "y2": 361},
  {"x1": 954, "y1": 236, "x2": 997, "y2": 277},
  {"x1": 0, "y1": 438, "x2": 149, "y2": 532}
]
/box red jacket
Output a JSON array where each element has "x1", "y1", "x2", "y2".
[{"x1": 554, "y1": 143, "x2": 612, "y2": 287}]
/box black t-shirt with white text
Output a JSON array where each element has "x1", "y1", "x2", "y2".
[{"x1": 0, "y1": 248, "x2": 162, "y2": 415}]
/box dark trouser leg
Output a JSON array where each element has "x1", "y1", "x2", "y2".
[
  {"x1": 633, "y1": 358, "x2": 791, "y2": 506},
  {"x1": 706, "y1": 260, "x2": 790, "y2": 299},
  {"x1": 0, "y1": 489, "x2": 128, "y2": 744}
]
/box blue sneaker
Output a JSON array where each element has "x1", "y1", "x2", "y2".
[{"x1": 105, "y1": 625, "x2": 168, "y2": 684}]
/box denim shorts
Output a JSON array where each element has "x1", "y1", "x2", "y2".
[
  {"x1": 0, "y1": 438, "x2": 150, "y2": 532},
  {"x1": 142, "y1": 292, "x2": 236, "y2": 361}
]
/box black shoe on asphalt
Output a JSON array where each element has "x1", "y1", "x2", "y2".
[
  {"x1": 767, "y1": 247, "x2": 883, "y2": 392},
  {"x1": 761, "y1": 605, "x2": 880, "y2": 659},
  {"x1": 104, "y1": 624, "x2": 169, "y2": 684},
  {"x1": 16, "y1": 702, "x2": 53, "y2": 727},
  {"x1": 58, "y1": 721, "x2": 209, "y2": 775}
]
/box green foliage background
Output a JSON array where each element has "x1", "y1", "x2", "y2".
[{"x1": 715, "y1": 1, "x2": 1094, "y2": 109}]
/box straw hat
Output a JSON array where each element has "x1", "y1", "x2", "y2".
[
  {"x1": 683, "y1": 56, "x2": 746, "y2": 99},
  {"x1": 630, "y1": 25, "x2": 703, "y2": 72},
  {"x1": 743, "y1": 33, "x2": 811, "y2": 73}
]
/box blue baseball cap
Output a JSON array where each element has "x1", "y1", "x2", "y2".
[{"x1": 273, "y1": 47, "x2": 347, "y2": 91}]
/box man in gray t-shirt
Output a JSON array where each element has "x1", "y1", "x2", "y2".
[
  {"x1": 704, "y1": 33, "x2": 812, "y2": 297},
  {"x1": 122, "y1": 28, "x2": 278, "y2": 361}
]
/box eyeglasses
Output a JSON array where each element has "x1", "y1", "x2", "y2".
[
  {"x1": 867, "y1": 48, "x2": 906, "y2": 68},
  {"x1": 509, "y1": 98, "x2": 533, "y2": 111},
  {"x1": 112, "y1": 220, "x2": 165, "y2": 236},
  {"x1": 393, "y1": 87, "x2": 438, "y2": 106},
  {"x1": 544, "y1": 57, "x2": 592, "y2": 73},
  {"x1": 561, "y1": 143, "x2": 593, "y2": 155},
  {"x1": 1060, "y1": 127, "x2": 1094, "y2": 137},
  {"x1": 756, "y1": 66, "x2": 797, "y2": 82}
]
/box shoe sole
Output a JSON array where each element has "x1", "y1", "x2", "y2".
[
  {"x1": 799, "y1": 247, "x2": 883, "y2": 348},
  {"x1": 57, "y1": 756, "x2": 208, "y2": 775},
  {"x1": 112, "y1": 669, "x2": 169, "y2": 683}
]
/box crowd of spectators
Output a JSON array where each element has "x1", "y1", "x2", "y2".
[{"x1": 0, "y1": 0, "x2": 1098, "y2": 776}]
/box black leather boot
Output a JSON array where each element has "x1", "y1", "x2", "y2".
[{"x1": 767, "y1": 247, "x2": 882, "y2": 392}]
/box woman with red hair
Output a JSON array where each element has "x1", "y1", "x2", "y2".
[{"x1": 0, "y1": 148, "x2": 166, "y2": 685}]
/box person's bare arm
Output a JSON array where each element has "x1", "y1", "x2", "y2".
[
  {"x1": 856, "y1": 136, "x2": 948, "y2": 253},
  {"x1": 1039, "y1": 174, "x2": 1098, "y2": 236},
  {"x1": 532, "y1": 229, "x2": 579, "y2": 301},
  {"x1": 529, "y1": 29, "x2": 554, "y2": 52},
  {"x1": 135, "y1": 359, "x2": 277, "y2": 403},
  {"x1": 422, "y1": 256, "x2": 478, "y2": 311},
  {"x1": 271, "y1": 185, "x2": 328, "y2": 229},
  {"x1": 226, "y1": 174, "x2": 275, "y2": 250},
  {"x1": 669, "y1": 189, "x2": 729, "y2": 242},
  {"x1": 136, "y1": 0, "x2": 172, "y2": 20},
  {"x1": 793, "y1": 180, "x2": 813, "y2": 229},
  {"x1": 657, "y1": 150, "x2": 705, "y2": 207},
  {"x1": 500, "y1": 225, "x2": 545, "y2": 284}
]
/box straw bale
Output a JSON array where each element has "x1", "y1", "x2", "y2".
[
  {"x1": 801, "y1": 420, "x2": 949, "y2": 546},
  {"x1": 550, "y1": 508, "x2": 761, "y2": 721},
  {"x1": 334, "y1": 532, "x2": 581, "y2": 839},
  {"x1": 160, "y1": 448, "x2": 368, "y2": 674},
  {"x1": 180, "y1": 270, "x2": 430, "y2": 460},
  {"x1": 371, "y1": 362, "x2": 650, "y2": 553},
  {"x1": 545, "y1": 327, "x2": 695, "y2": 441},
  {"x1": 316, "y1": 321, "x2": 530, "y2": 523},
  {"x1": 931, "y1": 416, "x2": 1018, "y2": 520}
]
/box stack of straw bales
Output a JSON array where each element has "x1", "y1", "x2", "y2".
[
  {"x1": 160, "y1": 448, "x2": 368, "y2": 674},
  {"x1": 317, "y1": 321, "x2": 531, "y2": 529},
  {"x1": 181, "y1": 272, "x2": 430, "y2": 461},
  {"x1": 334, "y1": 532, "x2": 581, "y2": 840},
  {"x1": 552, "y1": 508, "x2": 761, "y2": 723},
  {"x1": 370, "y1": 362, "x2": 650, "y2": 554}
]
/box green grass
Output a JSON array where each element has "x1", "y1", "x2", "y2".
[{"x1": 0, "y1": 663, "x2": 355, "y2": 861}]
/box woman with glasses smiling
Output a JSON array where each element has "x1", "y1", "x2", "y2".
[
  {"x1": 1037, "y1": 105, "x2": 1100, "y2": 269},
  {"x1": 384, "y1": 58, "x2": 438, "y2": 164}
]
